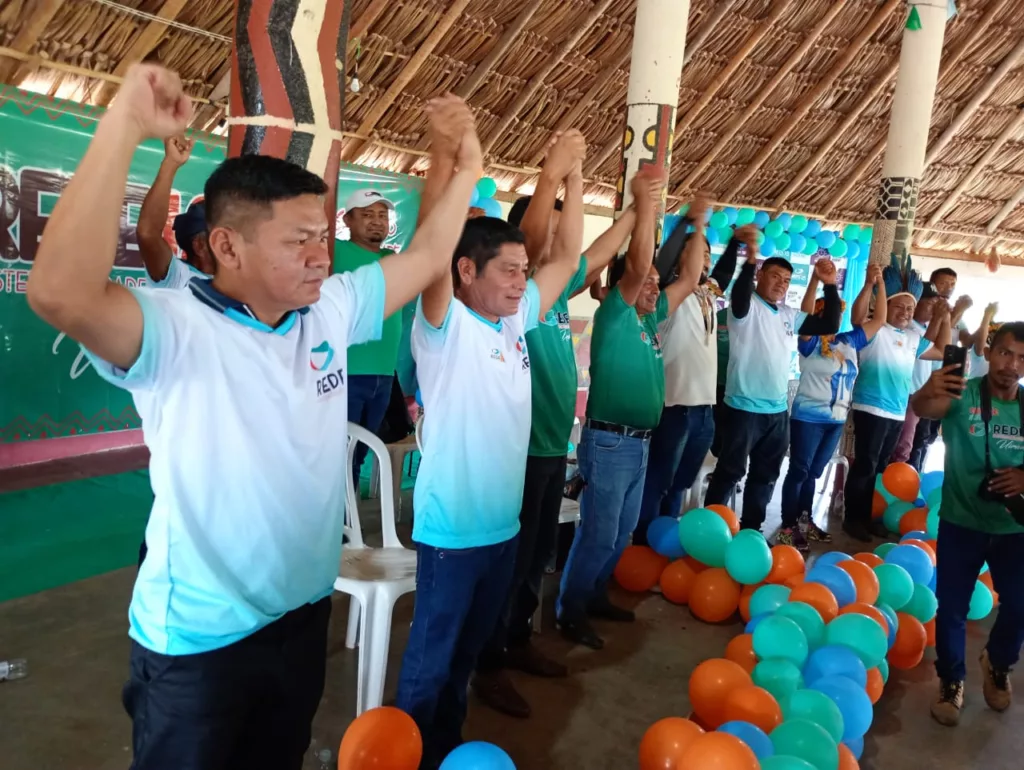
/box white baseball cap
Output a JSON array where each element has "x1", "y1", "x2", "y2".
[{"x1": 345, "y1": 189, "x2": 395, "y2": 212}]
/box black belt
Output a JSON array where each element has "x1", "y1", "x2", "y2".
[{"x1": 585, "y1": 419, "x2": 653, "y2": 440}]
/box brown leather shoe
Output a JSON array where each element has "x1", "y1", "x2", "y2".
[
  {"x1": 980, "y1": 649, "x2": 1013, "y2": 712},
  {"x1": 470, "y1": 670, "x2": 531, "y2": 718},
  {"x1": 505, "y1": 644, "x2": 568, "y2": 678}
]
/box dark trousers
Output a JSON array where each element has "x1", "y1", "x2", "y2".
[
  {"x1": 712, "y1": 385, "x2": 727, "y2": 457},
  {"x1": 705, "y1": 405, "x2": 789, "y2": 531},
  {"x1": 845, "y1": 411, "x2": 904, "y2": 525},
  {"x1": 935, "y1": 519, "x2": 1024, "y2": 681},
  {"x1": 780, "y1": 419, "x2": 845, "y2": 528},
  {"x1": 123, "y1": 597, "x2": 331, "y2": 770},
  {"x1": 635, "y1": 405, "x2": 715, "y2": 544},
  {"x1": 396, "y1": 538, "x2": 518, "y2": 769},
  {"x1": 348, "y1": 373, "x2": 394, "y2": 476},
  {"x1": 478, "y1": 455, "x2": 567, "y2": 670},
  {"x1": 908, "y1": 417, "x2": 940, "y2": 472}
]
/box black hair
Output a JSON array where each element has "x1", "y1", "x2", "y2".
[
  {"x1": 930, "y1": 267, "x2": 958, "y2": 282},
  {"x1": 761, "y1": 256, "x2": 794, "y2": 274},
  {"x1": 990, "y1": 322, "x2": 1024, "y2": 350},
  {"x1": 452, "y1": 217, "x2": 526, "y2": 288},
  {"x1": 204, "y1": 155, "x2": 328, "y2": 229},
  {"x1": 507, "y1": 195, "x2": 563, "y2": 228},
  {"x1": 919, "y1": 283, "x2": 939, "y2": 300}
]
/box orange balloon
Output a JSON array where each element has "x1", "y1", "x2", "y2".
[
  {"x1": 872, "y1": 490, "x2": 887, "y2": 519},
  {"x1": 836, "y1": 559, "x2": 880, "y2": 604},
  {"x1": 925, "y1": 617, "x2": 936, "y2": 647},
  {"x1": 784, "y1": 572, "x2": 807, "y2": 588},
  {"x1": 899, "y1": 508, "x2": 929, "y2": 537},
  {"x1": 722, "y1": 685, "x2": 783, "y2": 735},
  {"x1": 853, "y1": 552, "x2": 884, "y2": 568},
  {"x1": 840, "y1": 602, "x2": 890, "y2": 635},
  {"x1": 688, "y1": 658, "x2": 753, "y2": 729},
  {"x1": 707, "y1": 504, "x2": 741, "y2": 536},
  {"x1": 890, "y1": 611, "x2": 927, "y2": 669},
  {"x1": 925, "y1": 539, "x2": 938, "y2": 554},
  {"x1": 766, "y1": 545, "x2": 805, "y2": 584},
  {"x1": 739, "y1": 583, "x2": 763, "y2": 623},
  {"x1": 638, "y1": 717, "x2": 705, "y2": 770},
  {"x1": 660, "y1": 559, "x2": 698, "y2": 605},
  {"x1": 337, "y1": 706, "x2": 422, "y2": 770},
  {"x1": 685, "y1": 556, "x2": 710, "y2": 574},
  {"x1": 838, "y1": 742, "x2": 861, "y2": 770},
  {"x1": 883, "y1": 462, "x2": 921, "y2": 502},
  {"x1": 677, "y1": 732, "x2": 759, "y2": 770},
  {"x1": 902, "y1": 539, "x2": 936, "y2": 565},
  {"x1": 979, "y1": 571, "x2": 999, "y2": 605},
  {"x1": 725, "y1": 634, "x2": 758, "y2": 674},
  {"x1": 865, "y1": 667, "x2": 884, "y2": 705},
  {"x1": 789, "y1": 581, "x2": 839, "y2": 622},
  {"x1": 614, "y1": 546, "x2": 669, "y2": 592},
  {"x1": 690, "y1": 568, "x2": 742, "y2": 623}
]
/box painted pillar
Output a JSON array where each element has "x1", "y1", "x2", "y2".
[
  {"x1": 869, "y1": 2, "x2": 947, "y2": 265},
  {"x1": 228, "y1": 0, "x2": 351, "y2": 252},
  {"x1": 614, "y1": 0, "x2": 690, "y2": 245}
]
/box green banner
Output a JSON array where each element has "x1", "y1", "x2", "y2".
[{"x1": 0, "y1": 86, "x2": 421, "y2": 444}]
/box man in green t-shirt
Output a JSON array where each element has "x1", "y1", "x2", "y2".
[
  {"x1": 911, "y1": 322, "x2": 1024, "y2": 728},
  {"x1": 336, "y1": 189, "x2": 402, "y2": 474}
]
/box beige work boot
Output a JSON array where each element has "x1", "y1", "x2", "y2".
[
  {"x1": 930, "y1": 678, "x2": 965, "y2": 726},
  {"x1": 980, "y1": 648, "x2": 1013, "y2": 712}
]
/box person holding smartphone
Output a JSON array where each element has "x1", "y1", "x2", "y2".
[{"x1": 911, "y1": 322, "x2": 1024, "y2": 727}]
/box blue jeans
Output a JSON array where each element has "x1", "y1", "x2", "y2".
[
  {"x1": 395, "y1": 537, "x2": 517, "y2": 767},
  {"x1": 557, "y1": 427, "x2": 649, "y2": 618},
  {"x1": 780, "y1": 419, "x2": 845, "y2": 528},
  {"x1": 635, "y1": 405, "x2": 715, "y2": 543},
  {"x1": 347, "y1": 374, "x2": 394, "y2": 476},
  {"x1": 935, "y1": 519, "x2": 1024, "y2": 681}
]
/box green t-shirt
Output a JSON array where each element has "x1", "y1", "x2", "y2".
[
  {"x1": 527, "y1": 257, "x2": 589, "y2": 457},
  {"x1": 586, "y1": 285, "x2": 669, "y2": 430},
  {"x1": 716, "y1": 307, "x2": 729, "y2": 388},
  {"x1": 334, "y1": 240, "x2": 402, "y2": 376},
  {"x1": 939, "y1": 378, "x2": 1024, "y2": 535}
]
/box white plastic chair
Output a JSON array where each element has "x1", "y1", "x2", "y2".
[{"x1": 335, "y1": 423, "x2": 417, "y2": 715}]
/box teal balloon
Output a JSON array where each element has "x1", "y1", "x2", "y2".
[
  {"x1": 475, "y1": 177, "x2": 497, "y2": 198},
  {"x1": 725, "y1": 530, "x2": 773, "y2": 584},
  {"x1": 828, "y1": 238, "x2": 848, "y2": 258},
  {"x1": 883, "y1": 501, "x2": 914, "y2": 533},
  {"x1": 749, "y1": 584, "x2": 792, "y2": 618},
  {"x1": 878, "y1": 657, "x2": 890, "y2": 684},
  {"x1": 770, "y1": 719, "x2": 839, "y2": 770},
  {"x1": 843, "y1": 223, "x2": 861, "y2": 241},
  {"x1": 677, "y1": 509, "x2": 732, "y2": 567},
  {"x1": 766, "y1": 220, "x2": 785, "y2": 238},
  {"x1": 903, "y1": 582, "x2": 938, "y2": 623},
  {"x1": 710, "y1": 210, "x2": 729, "y2": 229},
  {"x1": 968, "y1": 580, "x2": 994, "y2": 620},
  {"x1": 754, "y1": 658, "x2": 805, "y2": 702},
  {"x1": 760, "y1": 756, "x2": 817, "y2": 770},
  {"x1": 776, "y1": 232, "x2": 792, "y2": 251},
  {"x1": 876, "y1": 602, "x2": 899, "y2": 648},
  {"x1": 875, "y1": 475, "x2": 897, "y2": 505},
  {"x1": 858, "y1": 226, "x2": 873, "y2": 245},
  {"x1": 981, "y1": 561, "x2": 990, "y2": 573},
  {"x1": 718, "y1": 226, "x2": 734, "y2": 245},
  {"x1": 753, "y1": 615, "x2": 809, "y2": 668},
  {"x1": 925, "y1": 506, "x2": 940, "y2": 539},
  {"x1": 874, "y1": 542, "x2": 896, "y2": 559},
  {"x1": 824, "y1": 613, "x2": 888, "y2": 669},
  {"x1": 790, "y1": 215, "x2": 808, "y2": 234},
  {"x1": 874, "y1": 563, "x2": 914, "y2": 611},
  {"x1": 775, "y1": 601, "x2": 826, "y2": 650},
  {"x1": 926, "y1": 487, "x2": 942, "y2": 513},
  {"x1": 802, "y1": 238, "x2": 819, "y2": 256},
  {"x1": 737, "y1": 207, "x2": 756, "y2": 225},
  {"x1": 756, "y1": 230, "x2": 766, "y2": 245},
  {"x1": 783, "y1": 689, "x2": 845, "y2": 744}
]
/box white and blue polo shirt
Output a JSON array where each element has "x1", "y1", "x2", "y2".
[
  {"x1": 84, "y1": 266, "x2": 385, "y2": 655},
  {"x1": 791, "y1": 328, "x2": 870, "y2": 424},
  {"x1": 146, "y1": 254, "x2": 208, "y2": 290},
  {"x1": 412, "y1": 281, "x2": 540, "y2": 549},
  {"x1": 726, "y1": 296, "x2": 807, "y2": 414},
  {"x1": 852, "y1": 323, "x2": 932, "y2": 421}
]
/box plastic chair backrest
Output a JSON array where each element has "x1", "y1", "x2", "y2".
[
  {"x1": 414, "y1": 415, "x2": 424, "y2": 453},
  {"x1": 345, "y1": 422, "x2": 402, "y2": 549}
]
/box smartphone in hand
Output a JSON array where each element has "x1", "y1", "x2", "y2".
[{"x1": 942, "y1": 344, "x2": 968, "y2": 379}]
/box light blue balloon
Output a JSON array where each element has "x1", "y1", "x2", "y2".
[
  {"x1": 762, "y1": 237, "x2": 777, "y2": 257},
  {"x1": 478, "y1": 197, "x2": 502, "y2": 218},
  {"x1": 469, "y1": 187, "x2": 481, "y2": 207},
  {"x1": 928, "y1": 570, "x2": 937, "y2": 593},
  {"x1": 754, "y1": 658, "x2": 805, "y2": 702},
  {"x1": 844, "y1": 735, "x2": 864, "y2": 760},
  {"x1": 746, "y1": 613, "x2": 772, "y2": 634},
  {"x1": 790, "y1": 233, "x2": 806, "y2": 253},
  {"x1": 900, "y1": 530, "x2": 929, "y2": 543},
  {"x1": 875, "y1": 602, "x2": 899, "y2": 649},
  {"x1": 814, "y1": 552, "x2": 853, "y2": 569},
  {"x1": 807, "y1": 565, "x2": 857, "y2": 607},
  {"x1": 754, "y1": 615, "x2": 810, "y2": 668},
  {"x1": 816, "y1": 229, "x2": 836, "y2": 249},
  {"x1": 755, "y1": 210, "x2": 771, "y2": 228},
  {"x1": 440, "y1": 741, "x2": 516, "y2": 770},
  {"x1": 846, "y1": 240, "x2": 860, "y2": 260},
  {"x1": 706, "y1": 226, "x2": 720, "y2": 246},
  {"x1": 920, "y1": 470, "x2": 944, "y2": 497},
  {"x1": 678, "y1": 508, "x2": 732, "y2": 567},
  {"x1": 885, "y1": 544, "x2": 934, "y2": 586},
  {"x1": 718, "y1": 721, "x2": 774, "y2": 760},
  {"x1": 776, "y1": 602, "x2": 826, "y2": 650},
  {"x1": 804, "y1": 219, "x2": 822, "y2": 238},
  {"x1": 810, "y1": 675, "x2": 873, "y2": 741},
  {"x1": 648, "y1": 516, "x2": 685, "y2": 559},
  {"x1": 750, "y1": 584, "x2": 792, "y2": 617},
  {"x1": 726, "y1": 529, "x2": 773, "y2": 585},
  {"x1": 777, "y1": 212, "x2": 793, "y2": 230},
  {"x1": 981, "y1": 561, "x2": 990, "y2": 574},
  {"x1": 724, "y1": 206, "x2": 738, "y2": 225},
  {"x1": 803, "y1": 645, "x2": 868, "y2": 688}
]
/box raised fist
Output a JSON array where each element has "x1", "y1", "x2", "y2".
[
  {"x1": 630, "y1": 165, "x2": 667, "y2": 205},
  {"x1": 689, "y1": 192, "x2": 711, "y2": 225},
  {"x1": 544, "y1": 129, "x2": 587, "y2": 181},
  {"x1": 734, "y1": 224, "x2": 759, "y2": 248},
  {"x1": 427, "y1": 93, "x2": 474, "y2": 160},
  {"x1": 814, "y1": 258, "x2": 837, "y2": 285},
  {"x1": 164, "y1": 135, "x2": 195, "y2": 167},
  {"x1": 867, "y1": 263, "x2": 883, "y2": 285},
  {"x1": 111, "y1": 64, "x2": 191, "y2": 141}
]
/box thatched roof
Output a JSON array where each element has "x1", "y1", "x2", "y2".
[{"x1": 3, "y1": 0, "x2": 1024, "y2": 264}]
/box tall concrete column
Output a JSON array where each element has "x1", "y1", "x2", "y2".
[
  {"x1": 869, "y1": 1, "x2": 947, "y2": 265},
  {"x1": 614, "y1": 0, "x2": 690, "y2": 246},
  {"x1": 228, "y1": 0, "x2": 351, "y2": 252}
]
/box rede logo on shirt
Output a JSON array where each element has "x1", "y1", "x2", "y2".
[{"x1": 310, "y1": 341, "x2": 345, "y2": 399}]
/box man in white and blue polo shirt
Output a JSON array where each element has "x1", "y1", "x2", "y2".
[
  {"x1": 705, "y1": 249, "x2": 842, "y2": 531},
  {"x1": 26, "y1": 66, "x2": 481, "y2": 770},
  {"x1": 395, "y1": 130, "x2": 586, "y2": 768}
]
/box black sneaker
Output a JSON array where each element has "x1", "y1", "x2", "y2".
[
  {"x1": 931, "y1": 678, "x2": 965, "y2": 726},
  {"x1": 867, "y1": 520, "x2": 890, "y2": 539},
  {"x1": 776, "y1": 527, "x2": 809, "y2": 553},
  {"x1": 804, "y1": 521, "x2": 833, "y2": 544},
  {"x1": 587, "y1": 595, "x2": 635, "y2": 622},
  {"x1": 470, "y1": 670, "x2": 531, "y2": 719},
  {"x1": 505, "y1": 643, "x2": 568, "y2": 678},
  {"x1": 557, "y1": 613, "x2": 604, "y2": 650},
  {"x1": 842, "y1": 519, "x2": 873, "y2": 543}
]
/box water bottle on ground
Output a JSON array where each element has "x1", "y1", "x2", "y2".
[{"x1": 0, "y1": 659, "x2": 28, "y2": 681}]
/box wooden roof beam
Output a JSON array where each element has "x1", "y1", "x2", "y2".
[
  {"x1": 722, "y1": 0, "x2": 902, "y2": 200},
  {"x1": 456, "y1": 0, "x2": 545, "y2": 101},
  {"x1": 481, "y1": 0, "x2": 616, "y2": 156},
  {"x1": 0, "y1": 0, "x2": 66, "y2": 85},
  {"x1": 347, "y1": 0, "x2": 390, "y2": 58},
  {"x1": 927, "y1": 107, "x2": 1024, "y2": 226},
  {"x1": 822, "y1": 135, "x2": 884, "y2": 211},
  {"x1": 986, "y1": 183, "x2": 1024, "y2": 234},
  {"x1": 342, "y1": 0, "x2": 474, "y2": 162},
  {"x1": 94, "y1": 0, "x2": 190, "y2": 107}
]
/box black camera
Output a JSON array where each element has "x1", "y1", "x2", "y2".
[{"x1": 978, "y1": 472, "x2": 1024, "y2": 526}]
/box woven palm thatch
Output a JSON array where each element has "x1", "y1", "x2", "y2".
[{"x1": 3, "y1": 0, "x2": 1024, "y2": 264}]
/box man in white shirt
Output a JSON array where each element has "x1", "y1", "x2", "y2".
[
  {"x1": 891, "y1": 284, "x2": 942, "y2": 467},
  {"x1": 705, "y1": 251, "x2": 842, "y2": 531},
  {"x1": 395, "y1": 130, "x2": 585, "y2": 768},
  {"x1": 26, "y1": 65, "x2": 480, "y2": 770}
]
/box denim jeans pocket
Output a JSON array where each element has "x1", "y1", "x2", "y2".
[{"x1": 592, "y1": 431, "x2": 623, "y2": 451}]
